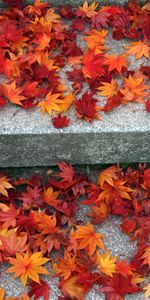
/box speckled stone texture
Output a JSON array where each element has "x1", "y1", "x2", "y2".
[
  {"x1": 0, "y1": 31, "x2": 150, "y2": 167},
  {"x1": 0, "y1": 0, "x2": 147, "y2": 7}
]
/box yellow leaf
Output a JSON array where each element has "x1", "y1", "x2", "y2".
[
  {"x1": 78, "y1": 1, "x2": 98, "y2": 18},
  {"x1": 144, "y1": 284, "x2": 150, "y2": 298},
  {"x1": 59, "y1": 93, "x2": 74, "y2": 113},
  {"x1": 96, "y1": 251, "x2": 116, "y2": 277},
  {"x1": 0, "y1": 176, "x2": 14, "y2": 197},
  {"x1": 124, "y1": 41, "x2": 150, "y2": 59},
  {"x1": 97, "y1": 79, "x2": 118, "y2": 97}
]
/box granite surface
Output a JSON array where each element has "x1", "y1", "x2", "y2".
[
  {"x1": 0, "y1": 0, "x2": 147, "y2": 7},
  {"x1": 0, "y1": 27, "x2": 150, "y2": 167}
]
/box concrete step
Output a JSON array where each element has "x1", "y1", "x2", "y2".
[
  {"x1": 0, "y1": 0, "x2": 146, "y2": 8},
  {"x1": 0, "y1": 102, "x2": 150, "y2": 167}
]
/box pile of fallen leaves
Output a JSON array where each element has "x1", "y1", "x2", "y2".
[
  {"x1": 0, "y1": 162, "x2": 149, "y2": 299},
  {"x1": 0, "y1": 0, "x2": 150, "y2": 127}
]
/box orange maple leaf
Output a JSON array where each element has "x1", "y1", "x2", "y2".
[
  {"x1": 124, "y1": 41, "x2": 150, "y2": 59},
  {"x1": 103, "y1": 54, "x2": 128, "y2": 73},
  {"x1": 61, "y1": 276, "x2": 85, "y2": 300},
  {"x1": 78, "y1": 1, "x2": 98, "y2": 18},
  {"x1": 34, "y1": 33, "x2": 51, "y2": 51},
  {"x1": 142, "y1": 247, "x2": 150, "y2": 267},
  {"x1": 38, "y1": 92, "x2": 62, "y2": 115},
  {"x1": 0, "y1": 176, "x2": 14, "y2": 197},
  {"x1": 87, "y1": 202, "x2": 110, "y2": 224},
  {"x1": 96, "y1": 251, "x2": 116, "y2": 277},
  {"x1": 6, "y1": 251, "x2": 49, "y2": 285},
  {"x1": 98, "y1": 180, "x2": 133, "y2": 203},
  {"x1": 97, "y1": 79, "x2": 118, "y2": 97},
  {"x1": 34, "y1": 212, "x2": 58, "y2": 235},
  {"x1": 3, "y1": 81, "x2": 26, "y2": 106},
  {"x1": 53, "y1": 250, "x2": 77, "y2": 280},
  {"x1": 44, "y1": 8, "x2": 60, "y2": 24},
  {"x1": 0, "y1": 231, "x2": 28, "y2": 257},
  {"x1": 85, "y1": 29, "x2": 108, "y2": 50},
  {"x1": 44, "y1": 186, "x2": 62, "y2": 207},
  {"x1": 98, "y1": 165, "x2": 120, "y2": 188},
  {"x1": 59, "y1": 93, "x2": 74, "y2": 113},
  {"x1": 71, "y1": 223, "x2": 104, "y2": 256},
  {"x1": 120, "y1": 75, "x2": 148, "y2": 103}
]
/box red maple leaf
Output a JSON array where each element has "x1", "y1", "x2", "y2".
[
  {"x1": 75, "y1": 91, "x2": 101, "y2": 122},
  {"x1": 57, "y1": 162, "x2": 75, "y2": 183},
  {"x1": 52, "y1": 115, "x2": 70, "y2": 128},
  {"x1": 28, "y1": 280, "x2": 50, "y2": 300},
  {"x1": 99, "y1": 274, "x2": 141, "y2": 300}
]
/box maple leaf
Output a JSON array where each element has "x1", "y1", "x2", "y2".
[
  {"x1": 97, "y1": 79, "x2": 118, "y2": 97},
  {"x1": 103, "y1": 54, "x2": 128, "y2": 73},
  {"x1": 28, "y1": 280, "x2": 50, "y2": 300},
  {"x1": 34, "y1": 212, "x2": 60, "y2": 238},
  {"x1": 44, "y1": 8, "x2": 60, "y2": 24},
  {"x1": 85, "y1": 29, "x2": 108, "y2": 50},
  {"x1": 96, "y1": 251, "x2": 116, "y2": 277},
  {"x1": 142, "y1": 247, "x2": 150, "y2": 267},
  {"x1": 38, "y1": 92, "x2": 62, "y2": 116},
  {"x1": 99, "y1": 274, "x2": 141, "y2": 299},
  {"x1": 70, "y1": 223, "x2": 104, "y2": 256},
  {"x1": 0, "y1": 288, "x2": 5, "y2": 300},
  {"x1": 82, "y1": 50, "x2": 105, "y2": 78},
  {"x1": 0, "y1": 176, "x2": 14, "y2": 197},
  {"x1": 120, "y1": 75, "x2": 148, "y2": 103},
  {"x1": 97, "y1": 165, "x2": 120, "y2": 188},
  {"x1": 0, "y1": 231, "x2": 28, "y2": 257},
  {"x1": 6, "y1": 251, "x2": 49, "y2": 285},
  {"x1": 75, "y1": 91, "x2": 101, "y2": 122},
  {"x1": 0, "y1": 203, "x2": 20, "y2": 228},
  {"x1": 2, "y1": 81, "x2": 26, "y2": 106},
  {"x1": 124, "y1": 41, "x2": 150, "y2": 59},
  {"x1": 58, "y1": 93, "x2": 74, "y2": 113},
  {"x1": 52, "y1": 115, "x2": 70, "y2": 128},
  {"x1": 87, "y1": 202, "x2": 110, "y2": 224},
  {"x1": 102, "y1": 92, "x2": 123, "y2": 112},
  {"x1": 57, "y1": 162, "x2": 75, "y2": 183},
  {"x1": 44, "y1": 186, "x2": 62, "y2": 207},
  {"x1": 116, "y1": 260, "x2": 133, "y2": 277},
  {"x1": 60, "y1": 276, "x2": 85, "y2": 300},
  {"x1": 144, "y1": 284, "x2": 150, "y2": 298},
  {"x1": 53, "y1": 251, "x2": 77, "y2": 280},
  {"x1": 76, "y1": 1, "x2": 98, "y2": 19},
  {"x1": 34, "y1": 33, "x2": 51, "y2": 51},
  {"x1": 120, "y1": 218, "x2": 137, "y2": 235},
  {"x1": 99, "y1": 180, "x2": 133, "y2": 204},
  {"x1": 91, "y1": 10, "x2": 111, "y2": 29},
  {"x1": 146, "y1": 99, "x2": 150, "y2": 112},
  {"x1": 143, "y1": 169, "x2": 150, "y2": 188},
  {"x1": 21, "y1": 81, "x2": 39, "y2": 99},
  {"x1": 19, "y1": 186, "x2": 43, "y2": 210}
]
